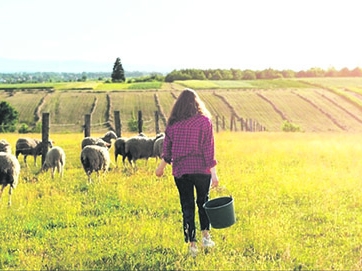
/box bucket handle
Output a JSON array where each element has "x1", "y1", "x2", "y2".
[{"x1": 207, "y1": 186, "x2": 232, "y2": 200}]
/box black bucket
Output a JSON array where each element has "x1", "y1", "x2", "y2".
[{"x1": 203, "y1": 196, "x2": 236, "y2": 229}]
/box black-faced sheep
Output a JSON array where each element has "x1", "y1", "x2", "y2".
[
  {"x1": 125, "y1": 133, "x2": 164, "y2": 168},
  {"x1": 114, "y1": 137, "x2": 132, "y2": 167},
  {"x1": 80, "y1": 145, "x2": 110, "y2": 183},
  {"x1": 81, "y1": 131, "x2": 117, "y2": 149},
  {"x1": 0, "y1": 152, "x2": 21, "y2": 206},
  {"x1": 42, "y1": 146, "x2": 66, "y2": 179},
  {"x1": 15, "y1": 137, "x2": 53, "y2": 166},
  {"x1": 0, "y1": 139, "x2": 11, "y2": 154},
  {"x1": 114, "y1": 133, "x2": 147, "y2": 167}
]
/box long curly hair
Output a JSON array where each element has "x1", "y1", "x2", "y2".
[{"x1": 167, "y1": 88, "x2": 211, "y2": 126}]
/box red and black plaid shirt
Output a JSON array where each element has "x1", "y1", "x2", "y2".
[{"x1": 162, "y1": 114, "x2": 217, "y2": 178}]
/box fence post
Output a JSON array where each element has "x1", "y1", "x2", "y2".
[
  {"x1": 216, "y1": 115, "x2": 219, "y2": 133},
  {"x1": 155, "y1": 111, "x2": 160, "y2": 134},
  {"x1": 249, "y1": 119, "x2": 253, "y2": 132},
  {"x1": 138, "y1": 110, "x2": 143, "y2": 134},
  {"x1": 230, "y1": 115, "x2": 234, "y2": 131},
  {"x1": 42, "y1": 112, "x2": 50, "y2": 165},
  {"x1": 84, "y1": 114, "x2": 91, "y2": 137},
  {"x1": 114, "y1": 111, "x2": 121, "y2": 137}
]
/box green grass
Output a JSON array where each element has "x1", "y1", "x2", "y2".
[{"x1": 1, "y1": 132, "x2": 362, "y2": 269}]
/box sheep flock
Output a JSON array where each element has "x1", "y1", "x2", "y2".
[{"x1": 0, "y1": 131, "x2": 165, "y2": 206}]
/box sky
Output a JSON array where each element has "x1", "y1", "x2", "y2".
[{"x1": 0, "y1": 0, "x2": 361, "y2": 73}]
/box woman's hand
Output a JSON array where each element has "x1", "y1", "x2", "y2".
[
  {"x1": 211, "y1": 176, "x2": 219, "y2": 188},
  {"x1": 155, "y1": 159, "x2": 167, "y2": 177},
  {"x1": 210, "y1": 167, "x2": 219, "y2": 188}
]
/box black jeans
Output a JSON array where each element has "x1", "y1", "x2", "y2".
[{"x1": 174, "y1": 173, "x2": 211, "y2": 243}]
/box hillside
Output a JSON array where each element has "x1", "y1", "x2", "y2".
[{"x1": 2, "y1": 78, "x2": 362, "y2": 134}]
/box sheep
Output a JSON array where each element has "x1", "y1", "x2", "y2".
[
  {"x1": 125, "y1": 133, "x2": 164, "y2": 168},
  {"x1": 114, "y1": 137, "x2": 132, "y2": 167},
  {"x1": 0, "y1": 152, "x2": 21, "y2": 206},
  {"x1": 81, "y1": 137, "x2": 111, "y2": 149},
  {"x1": 80, "y1": 145, "x2": 110, "y2": 183},
  {"x1": 15, "y1": 138, "x2": 54, "y2": 166},
  {"x1": 153, "y1": 133, "x2": 165, "y2": 160},
  {"x1": 0, "y1": 139, "x2": 11, "y2": 154},
  {"x1": 42, "y1": 146, "x2": 66, "y2": 179},
  {"x1": 81, "y1": 131, "x2": 117, "y2": 149},
  {"x1": 114, "y1": 133, "x2": 147, "y2": 167}
]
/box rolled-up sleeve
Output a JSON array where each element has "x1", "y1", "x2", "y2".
[
  {"x1": 162, "y1": 129, "x2": 172, "y2": 164},
  {"x1": 202, "y1": 120, "x2": 217, "y2": 169}
]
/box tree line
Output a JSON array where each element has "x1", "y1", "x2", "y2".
[
  {"x1": 164, "y1": 66, "x2": 362, "y2": 82},
  {"x1": 1, "y1": 55, "x2": 362, "y2": 84}
]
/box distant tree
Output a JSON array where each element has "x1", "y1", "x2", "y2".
[
  {"x1": 242, "y1": 70, "x2": 256, "y2": 80},
  {"x1": 111, "y1": 57, "x2": 125, "y2": 82},
  {"x1": 0, "y1": 101, "x2": 18, "y2": 132},
  {"x1": 281, "y1": 69, "x2": 295, "y2": 78},
  {"x1": 325, "y1": 67, "x2": 338, "y2": 77},
  {"x1": 231, "y1": 68, "x2": 243, "y2": 80},
  {"x1": 338, "y1": 67, "x2": 350, "y2": 77},
  {"x1": 211, "y1": 70, "x2": 222, "y2": 80},
  {"x1": 351, "y1": 67, "x2": 362, "y2": 77}
]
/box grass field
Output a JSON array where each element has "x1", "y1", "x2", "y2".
[{"x1": 1, "y1": 132, "x2": 362, "y2": 270}]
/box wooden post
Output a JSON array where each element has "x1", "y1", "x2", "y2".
[
  {"x1": 155, "y1": 111, "x2": 160, "y2": 134},
  {"x1": 42, "y1": 112, "x2": 50, "y2": 165},
  {"x1": 230, "y1": 115, "x2": 234, "y2": 131},
  {"x1": 84, "y1": 114, "x2": 91, "y2": 137},
  {"x1": 222, "y1": 116, "x2": 225, "y2": 130},
  {"x1": 138, "y1": 110, "x2": 143, "y2": 134},
  {"x1": 240, "y1": 117, "x2": 244, "y2": 131},
  {"x1": 216, "y1": 115, "x2": 219, "y2": 133},
  {"x1": 114, "y1": 111, "x2": 121, "y2": 137}
]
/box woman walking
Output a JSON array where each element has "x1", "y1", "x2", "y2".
[{"x1": 155, "y1": 88, "x2": 219, "y2": 256}]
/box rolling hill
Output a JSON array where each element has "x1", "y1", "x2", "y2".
[{"x1": 2, "y1": 78, "x2": 362, "y2": 134}]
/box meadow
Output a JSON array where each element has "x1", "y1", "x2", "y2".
[{"x1": 1, "y1": 132, "x2": 362, "y2": 270}]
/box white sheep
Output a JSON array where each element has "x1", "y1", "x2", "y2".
[
  {"x1": 15, "y1": 137, "x2": 53, "y2": 166},
  {"x1": 0, "y1": 152, "x2": 21, "y2": 206},
  {"x1": 125, "y1": 133, "x2": 164, "y2": 168},
  {"x1": 80, "y1": 145, "x2": 110, "y2": 183},
  {"x1": 0, "y1": 139, "x2": 11, "y2": 154},
  {"x1": 81, "y1": 131, "x2": 117, "y2": 149},
  {"x1": 42, "y1": 146, "x2": 66, "y2": 179}
]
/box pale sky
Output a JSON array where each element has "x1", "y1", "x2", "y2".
[{"x1": 0, "y1": 0, "x2": 361, "y2": 72}]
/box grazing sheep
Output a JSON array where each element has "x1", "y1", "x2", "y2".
[
  {"x1": 114, "y1": 133, "x2": 147, "y2": 167},
  {"x1": 81, "y1": 131, "x2": 117, "y2": 149},
  {"x1": 125, "y1": 133, "x2": 164, "y2": 167},
  {"x1": 153, "y1": 133, "x2": 165, "y2": 160},
  {"x1": 0, "y1": 139, "x2": 11, "y2": 154},
  {"x1": 15, "y1": 138, "x2": 53, "y2": 166},
  {"x1": 81, "y1": 137, "x2": 111, "y2": 149},
  {"x1": 0, "y1": 152, "x2": 21, "y2": 206},
  {"x1": 42, "y1": 146, "x2": 66, "y2": 179},
  {"x1": 114, "y1": 137, "x2": 132, "y2": 167},
  {"x1": 80, "y1": 145, "x2": 110, "y2": 183}
]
